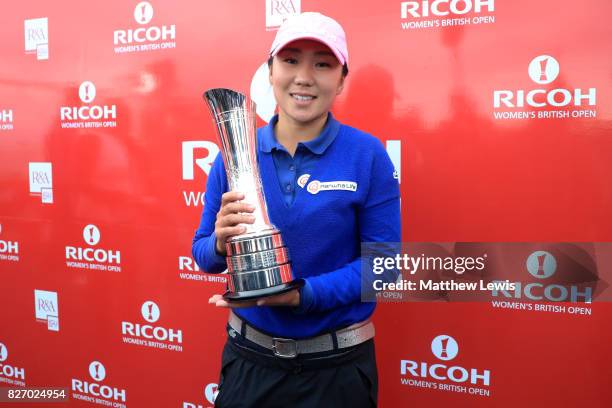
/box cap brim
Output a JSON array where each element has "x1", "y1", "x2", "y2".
[{"x1": 271, "y1": 35, "x2": 346, "y2": 66}]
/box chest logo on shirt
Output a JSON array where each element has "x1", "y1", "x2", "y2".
[
  {"x1": 297, "y1": 174, "x2": 311, "y2": 188},
  {"x1": 306, "y1": 180, "x2": 358, "y2": 195}
]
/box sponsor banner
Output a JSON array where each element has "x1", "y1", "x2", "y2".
[
  {"x1": 28, "y1": 162, "x2": 53, "y2": 204},
  {"x1": 65, "y1": 225, "x2": 122, "y2": 272},
  {"x1": 178, "y1": 256, "x2": 228, "y2": 283},
  {"x1": 121, "y1": 301, "x2": 184, "y2": 352},
  {"x1": 113, "y1": 2, "x2": 176, "y2": 54},
  {"x1": 400, "y1": 0, "x2": 495, "y2": 30},
  {"x1": 181, "y1": 141, "x2": 219, "y2": 207},
  {"x1": 0, "y1": 343, "x2": 27, "y2": 387},
  {"x1": 71, "y1": 361, "x2": 127, "y2": 407},
  {"x1": 400, "y1": 335, "x2": 492, "y2": 397},
  {"x1": 24, "y1": 17, "x2": 48, "y2": 60},
  {"x1": 34, "y1": 290, "x2": 59, "y2": 331},
  {"x1": 266, "y1": 0, "x2": 301, "y2": 30},
  {"x1": 493, "y1": 55, "x2": 597, "y2": 120},
  {"x1": 60, "y1": 81, "x2": 117, "y2": 129}
]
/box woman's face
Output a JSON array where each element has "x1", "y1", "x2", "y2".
[{"x1": 269, "y1": 39, "x2": 345, "y2": 128}]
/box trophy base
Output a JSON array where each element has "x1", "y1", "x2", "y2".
[{"x1": 223, "y1": 279, "x2": 304, "y2": 302}]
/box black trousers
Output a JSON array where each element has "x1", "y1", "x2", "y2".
[{"x1": 214, "y1": 330, "x2": 378, "y2": 408}]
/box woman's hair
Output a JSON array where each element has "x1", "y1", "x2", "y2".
[{"x1": 267, "y1": 56, "x2": 349, "y2": 77}]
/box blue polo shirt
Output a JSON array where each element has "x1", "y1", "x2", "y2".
[
  {"x1": 262, "y1": 114, "x2": 341, "y2": 206},
  {"x1": 192, "y1": 113, "x2": 401, "y2": 338}
]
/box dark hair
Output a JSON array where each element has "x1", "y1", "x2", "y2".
[{"x1": 267, "y1": 55, "x2": 349, "y2": 77}]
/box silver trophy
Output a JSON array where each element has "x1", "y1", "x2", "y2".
[{"x1": 203, "y1": 88, "x2": 302, "y2": 301}]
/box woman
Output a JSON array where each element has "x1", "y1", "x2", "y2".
[{"x1": 192, "y1": 12, "x2": 400, "y2": 408}]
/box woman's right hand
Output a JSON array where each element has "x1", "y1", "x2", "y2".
[{"x1": 214, "y1": 192, "x2": 255, "y2": 255}]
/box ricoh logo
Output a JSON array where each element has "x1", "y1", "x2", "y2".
[
  {"x1": 65, "y1": 225, "x2": 122, "y2": 272},
  {"x1": 0, "y1": 224, "x2": 20, "y2": 262},
  {"x1": 114, "y1": 2, "x2": 177, "y2": 53},
  {"x1": 1, "y1": 109, "x2": 14, "y2": 131},
  {"x1": 0, "y1": 343, "x2": 26, "y2": 386},
  {"x1": 29, "y1": 162, "x2": 53, "y2": 204},
  {"x1": 182, "y1": 383, "x2": 218, "y2": 408},
  {"x1": 401, "y1": 335, "x2": 492, "y2": 397},
  {"x1": 24, "y1": 17, "x2": 48, "y2": 60},
  {"x1": 71, "y1": 361, "x2": 127, "y2": 407},
  {"x1": 60, "y1": 81, "x2": 117, "y2": 129},
  {"x1": 34, "y1": 289, "x2": 59, "y2": 331},
  {"x1": 181, "y1": 141, "x2": 219, "y2": 207},
  {"x1": 121, "y1": 301, "x2": 184, "y2": 352},
  {"x1": 493, "y1": 55, "x2": 597, "y2": 120},
  {"x1": 266, "y1": 0, "x2": 301, "y2": 30},
  {"x1": 178, "y1": 255, "x2": 227, "y2": 283},
  {"x1": 400, "y1": 0, "x2": 495, "y2": 29},
  {"x1": 492, "y1": 251, "x2": 593, "y2": 304}
]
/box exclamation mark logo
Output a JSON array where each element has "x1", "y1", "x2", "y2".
[
  {"x1": 87, "y1": 226, "x2": 95, "y2": 244},
  {"x1": 78, "y1": 81, "x2": 96, "y2": 104},
  {"x1": 141, "y1": 301, "x2": 160, "y2": 323},
  {"x1": 140, "y1": 4, "x2": 147, "y2": 23},
  {"x1": 440, "y1": 337, "x2": 449, "y2": 358},
  {"x1": 536, "y1": 254, "x2": 547, "y2": 277},
  {"x1": 89, "y1": 361, "x2": 106, "y2": 381},
  {"x1": 527, "y1": 250, "x2": 557, "y2": 279},
  {"x1": 134, "y1": 2, "x2": 153, "y2": 25},
  {"x1": 83, "y1": 224, "x2": 101, "y2": 246},
  {"x1": 528, "y1": 55, "x2": 560, "y2": 85},
  {"x1": 432, "y1": 335, "x2": 458, "y2": 361},
  {"x1": 539, "y1": 58, "x2": 548, "y2": 82}
]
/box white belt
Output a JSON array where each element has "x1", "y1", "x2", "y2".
[{"x1": 228, "y1": 311, "x2": 375, "y2": 359}]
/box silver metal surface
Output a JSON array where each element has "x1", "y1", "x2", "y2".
[
  {"x1": 203, "y1": 88, "x2": 295, "y2": 296},
  {"x1": 227, "y1": 247, "x2": 290, "y2": 273},
  {"x1": 228, "y1": 263, "x2": 292, "y2": 293},
  {"x1": 203, "y1": 88, "x2": 273, "y2": 234},
  {"x1": 226, "y1": 230, "x2": 285, "y2": 256}
]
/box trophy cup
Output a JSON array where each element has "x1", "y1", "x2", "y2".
[{"x1": 203, "y1": 88, "x2": 303, "y2": 301}]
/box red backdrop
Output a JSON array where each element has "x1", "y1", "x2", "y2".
[{"x1": 1, "y1": 0, "x2": 611, "y2": 407}]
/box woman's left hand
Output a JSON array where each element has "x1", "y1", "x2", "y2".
[{"x1": 208, "y1": 290, "x2": 300, "y2": 308}]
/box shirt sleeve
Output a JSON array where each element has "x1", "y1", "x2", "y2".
[
  {"x1": 192, "y1": 153, "x2": 229, "y2": 274},
  {"x1": 295, "y1": 141, "x2": 401, "y2": 313}
]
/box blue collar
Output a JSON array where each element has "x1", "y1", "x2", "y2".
[{"x1": 259, "y1": 113, "x2": 341, "y2": 155}]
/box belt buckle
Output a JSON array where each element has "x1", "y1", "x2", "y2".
[{"x1": 272, "y1": 337, "x2": 298, "y2": 359}]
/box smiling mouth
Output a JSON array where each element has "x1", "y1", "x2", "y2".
[{"x1": 291, "y1": 93, "x2": 316, "y2": 101}]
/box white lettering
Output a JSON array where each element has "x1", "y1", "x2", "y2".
[
  {"x1": 113, "y1": 25, "x2": 176, "y2": 45},
  {"x1": 178, "y1": 256, "x2": 200, "y2": 272},
  {"x1": 72, "y1": 380, "x2": 126, "y2": 402},
  {"x1": 60, "y1": 105, "x2": 117, "y2": 121},
  {"x1": 0, "y1": 364, "x2": 26, "y2": 380},
  {"x1": 65, "y1": 247, "x2": 121, "y2": 264},
  {"x1": 1, "y1": 110, "x2": 13, "y2": 122},
  {"x1": 0, "y1": 241, "x2": 19, "y2": 254},
  {"x1": 401, "y1": 0, "x2": 494, "y2": 18},
  {"x1": 121, "y1": 322, "x2": 183, "y2": 343},
  {"x1": 401, "y1": 360, "x2": 490, "y2": 386},
  {"x1": 494, "y1": 88, "x2": 597, "y2": 108}
]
